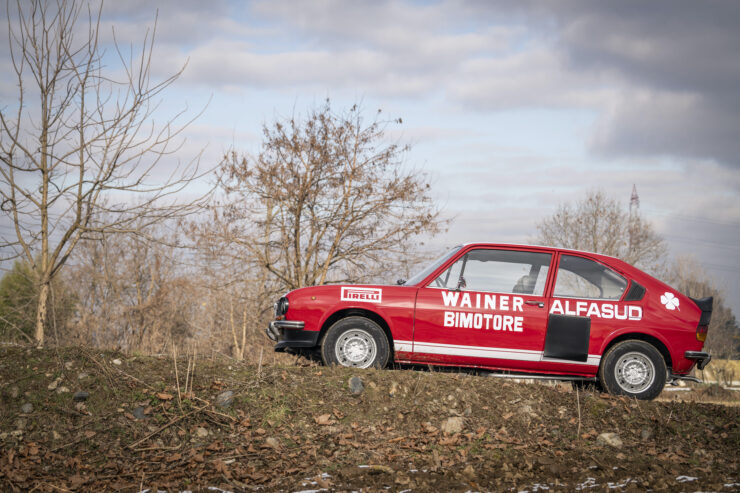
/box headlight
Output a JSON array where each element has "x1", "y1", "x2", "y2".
[{"x1": 274, "y1": 296, "x2": 289, "y2": 317}]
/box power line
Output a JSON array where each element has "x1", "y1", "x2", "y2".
[
  {"x1": 701, "y1": 262, "x2": 740, "y2": 274},
  {"x1": 644, "y1": 207, "x2": 740, "y2": 229},
  {"x1": 663, "y1": 233, "x2": 740, "y2": 252}
]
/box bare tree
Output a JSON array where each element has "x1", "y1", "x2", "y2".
[
  {"x1": 66, "y1": 222, "x2": 196, "y2": 352},
  {"x1": 211, "y1": 100, "x2": 444, "y2": 292},
  {"x1": 189, "y1": 220, "x2": 281, "y2": 360},
  {"x1": 0, "y1": 1, "x2": 208, "y2": 345},
  {"x1": 666, "y1": 256, "x2": 739, "y2": 359},
  {"x1": 534, "y1": 190, "x2": 666, "y2": 273}
]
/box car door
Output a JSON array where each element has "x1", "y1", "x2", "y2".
[
  {"x1": 412, "y1": 247, "x2": 554, "y2": 371},
  {"x1": 544, "y1": 253, "x2": 638, "y2": 370}
]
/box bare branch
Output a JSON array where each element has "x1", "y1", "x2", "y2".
[{"x1": 0, "y1": 0, "x2": 211, "y2": 345}]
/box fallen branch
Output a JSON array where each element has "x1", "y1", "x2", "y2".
[
  {"x1": 133, "y1": 442, "x2": 183, "y2": 452},
  {"x1": 126, "y1": 404, "x2": 209, "y2": 449}
]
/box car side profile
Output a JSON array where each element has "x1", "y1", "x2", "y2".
[{"x1": 266, "y1": 243, "x2": 712, "y2": 400}]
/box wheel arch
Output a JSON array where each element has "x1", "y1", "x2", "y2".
[
  {"x1": 602, "y1": 332, "x2": 673, "y2": 371},
  {"x1": 319, "y1": 308, "x2": 395, "y2": 358}
]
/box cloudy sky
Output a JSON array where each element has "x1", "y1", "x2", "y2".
[{"x1": 3, "y1": 1, "x2": 739, "y2": 314}]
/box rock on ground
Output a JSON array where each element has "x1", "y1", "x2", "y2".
[
  {"x1": 215, "y1": 390, "x2": 235, "y2": 409},
  {"x1": 440, "y1": 416, "x2": 464, "y2": 434},
  {"x1": 73, "y1": 391, "x2": 89, "y2": 402},
  {"x1": 597, "y1": 432, "x2": 623, "y2": 448},
  {"x1": 349, "y1": 376, "x2": 364, "y2": 395}
]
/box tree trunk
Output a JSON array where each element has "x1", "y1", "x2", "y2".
[{"x1": 35, "y1": 281, "x2": 50, "y2": 347}]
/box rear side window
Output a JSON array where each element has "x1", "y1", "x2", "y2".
[
  {"x1": 432, "y1": 249, "x2": 552, "y2": 296},
  {"x1": 554, "y1": 255, "x2": 627, "y2": 300}
]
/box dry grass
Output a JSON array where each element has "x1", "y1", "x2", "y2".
[{"x1": 1, "y1": 345, "x2": 738, "y2": 492}]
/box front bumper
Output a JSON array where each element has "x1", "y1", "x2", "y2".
[
  {"x1": 266, "y1": 320, "x2": 320, "y2": 352},
  {"x1": 685, "y1": 351, "x2": 712, "y2": 370}
]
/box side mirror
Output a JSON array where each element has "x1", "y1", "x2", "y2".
[{"x1": 396, "y1": 279, "x2": 406, "y2": 285}]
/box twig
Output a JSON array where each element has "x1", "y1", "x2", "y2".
[
  {"x1": 31, "y1": 482, "x2": 73, "y2": 493},
  {"x1": 576, "y1": 386, "x2": 582, "y2": 440},
  {"x1": 83, "y1": 349, "x2": 153, "y2": 393},
  {"x1": 257, "y1": 347, "x2": 264, "y2": 385},
  {"x1": 126, "y1": 404, "x2": 209, "y2": 449},
  {"x1": 184, "y1": 348, "x2": 192, "y2": 397},
  {"x1": 51, "y1": 435, "x2": 88, "y2": 453},
  {"x1": 81, "y1": 351, "x2": 121, "y2": 397},
  {"x1": 205, "y1": 408, "x2": 238, "y2": 423},
  {"x1": 49, "y1": 404, "x2": 88, "y2": 418},
  {"x1": 133, "y1": 442, "x2": 183, "y2": 452},
  {"x1": 172, "y1": 344, "x2": 182, "y2": 412},
  {"x1": 190, "y1": 346, "x2": 197, "y2": 395},
  {"x1": 0, "y1": 314, "x2": 34, "y2": 344}
]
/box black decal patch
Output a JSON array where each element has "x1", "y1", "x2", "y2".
[{"x1": 544, "y1": 314, "x2": 591, "y2": 362}]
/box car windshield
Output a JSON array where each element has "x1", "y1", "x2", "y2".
[{"x1": 403, "y1": 245, "x2": 462, "y2": 286}]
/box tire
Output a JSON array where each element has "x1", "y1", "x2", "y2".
[
  {"x1": 321, "y1": 316, "x2": 390, "y2": 369},
  {"x1": 598, "y1": 340, "x2": 667, "y2": 400}
]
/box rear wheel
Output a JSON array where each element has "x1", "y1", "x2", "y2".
[
  {"x1": 321, "y1": 316, "x2": 390, "y2": 369},
  {"x1": 599, "y1": 340, "x2": 667, "y2": 400}
]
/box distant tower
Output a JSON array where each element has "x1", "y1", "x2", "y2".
[
  {"x1": 628, "y1": 184, "x2": 640, "y2": 255},
  {"x1": 629, "y1": 184, "x2": 640, "y2": 215}
]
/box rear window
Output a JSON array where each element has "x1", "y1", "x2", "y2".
[{"x1": 553, "y1": 255, "x2": 627, "y2": 300}]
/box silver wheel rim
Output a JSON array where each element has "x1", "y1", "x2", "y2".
[
  {"x1": 615, "y1": 351, "x2": 655, "y2": 394},
  {"x1": 335, "y1": 328, "x2": 377, "y2": 368}
]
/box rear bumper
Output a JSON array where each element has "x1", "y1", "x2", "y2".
[
  {"x1": 685, "y1": 351, "x2": 712, "y2": 370},
  {"x1": 266, "y1": 320, "x2": 320, "y2": 352}
]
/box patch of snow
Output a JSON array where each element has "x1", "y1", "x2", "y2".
[
  {"x1": 575, "y1": 477, "x2": 599, "y2": 490},
  {"x1": 607, "y1": 478, "x2": 636, "y2": 489},
  {"x1": 676, "y1": 476, "x2": 698, "y2": 482},
  {"x1": 519, "y1": 483, "x2": 552, "y2": 492}
]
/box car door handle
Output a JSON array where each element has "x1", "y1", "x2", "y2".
[{"x1": 525, "y1": 300, "x2": 545, "y2": 308}]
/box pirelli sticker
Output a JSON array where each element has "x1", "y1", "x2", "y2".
[{"x1": 341, "y1": 287, "x2": 382, "y2": 303}]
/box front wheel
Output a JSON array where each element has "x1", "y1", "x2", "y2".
[
  {"x1": 321, "y1": 316, "x2": 390, "y2": 369},
  {"x1": 599, "y1": 340, "x2": 667, "y2": 400}
]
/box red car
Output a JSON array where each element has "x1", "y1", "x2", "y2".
[{"x1": 266, "y1": 243, "x2": 712, "y2": 400}]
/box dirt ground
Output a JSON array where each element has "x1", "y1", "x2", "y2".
[{"x1": 1, "y1": 346, "x2": 738, "y2": 492}]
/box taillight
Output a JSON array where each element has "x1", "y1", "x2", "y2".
[{"x1": 696, "y1": 324, "x2": 708, "y2": 342}]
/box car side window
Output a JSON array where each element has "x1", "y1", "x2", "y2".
[
  {"x1": 553, "y1": 255, "x2": 627, "y2": 300},
  {"x1": 431, "y1": 249, "x2": 552, "y2": 296}
]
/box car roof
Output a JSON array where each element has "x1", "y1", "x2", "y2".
[{"x1": 459, "y1": 242, "x2": 622, "y2": 262}]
